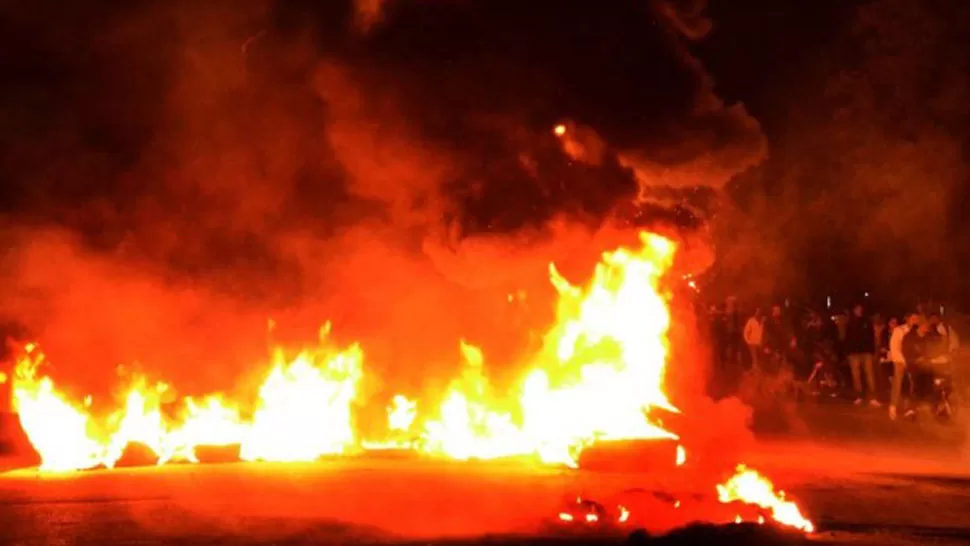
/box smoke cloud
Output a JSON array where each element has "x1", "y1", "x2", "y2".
[{"x1": 0, "y1": 0, "x2": 764, "y2": 404}]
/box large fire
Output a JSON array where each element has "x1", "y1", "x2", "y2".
[{"x1": 4, "y1": 232, "x2": 813, "y2": 533}]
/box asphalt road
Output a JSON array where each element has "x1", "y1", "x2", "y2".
[
  {"x1": 1, "y1": 398, "x2": 968, "y2": 546},
  {"x1": 0, "y1": 439, "x2": 968, "y2": 546}
]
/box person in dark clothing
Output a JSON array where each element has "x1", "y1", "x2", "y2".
[
  {"x1": 722, "y1": 297, "x2": 743, "y2": 372},
  {"x1": 845, "y1": 304, "x2": 879, "y2": 406},
  {"x1": 761, "y1": 305, "x2": 793, "y2": 373},
  {"x1": 794, "y1": 311, "x2": 823, "y2": 381},
  {"x1": 902, "y1": 320, "x2": 933, "y2": 419}
]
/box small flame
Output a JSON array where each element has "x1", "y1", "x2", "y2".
[
  {"x1": 676, "y1": 444, "x2": 686, "y2": 466},
  {"x1": 558, "y1": 512, "x2": 574, "y2": 522},
  {"x1": 618, "y1": 505, "x2": 630, "y2": 523},
  {"x1": 718, "y1": 465, "x2": 815, "y2": 533},
  {"x1": 553, "y1": 124, "x2": 567, "y2": 136}
]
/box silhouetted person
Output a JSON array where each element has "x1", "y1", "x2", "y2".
[
  {"x1": 845, "y1": 303, "x2": 879, "y2": 406},
  {"x1": 743, "y1": 308, "x2": 764, "y2": 370},
  {"x1": 722, "y1": 297, "x2": 743, "y2": 372},
  {"x1": 761, "y1": 305, "x2": 792, "y2": 372},
  {"x1": 888, "y1": 314, "x2": 916, "y2": 420},
  {"x1": 902, "y1": 319, "x2": 932, "y2": 420}
]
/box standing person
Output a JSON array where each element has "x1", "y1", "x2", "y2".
[
  {"x1": 928, "y1": 313, "x2": 960, "y2": 353},
  {"x1": 723, "y1": 297, "x2": 743, "y2": 372},
  {"x1": 796, "y1": 310, "x2": 824, "y2": 383},
  {"x1": 902, "y1": 319, "x2": 931, "y2": 419},
  {"x1": 872, "y1": 314, "x2": 889, "y2": 399},
  {"x1": 743, "y1": 308, "x2": 764, "y2": 370},
  {"x1": 845, "y1": 303, "x2": 880, "y2": 406},
  {"x1": 762, "y1": 305, "x2": 792, "y2": 372},
  {"x1": 888, "y1": 314, "x2": 914, "y2": 420}
]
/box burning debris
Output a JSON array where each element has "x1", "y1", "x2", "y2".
[{"x1": 4, "y1": 232, "x2": 814, "y2": 535}]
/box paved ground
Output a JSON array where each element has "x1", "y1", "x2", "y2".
[
  {"x1": 0, "y1": 402, "x2": 967, "y2": 546},
  {"x1": 0, "y1": 441, "x2": 968, "y2": 546}
]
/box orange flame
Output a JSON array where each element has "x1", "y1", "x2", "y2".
[
  {"x1": 6, "y1": 231, "x2": 814, "y2": 534},
  {"x1": 717, "y1": 465, "x2": 815, "y2": 533}
]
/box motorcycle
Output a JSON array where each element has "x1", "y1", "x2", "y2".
[
  {"x1": 903, "y1": 357, "x2": 961, "y2": 423},
  {"x1": 801, "y1": 343, "x2": 844, "y2": 400},
  {"x1": 931, "y1": 373, "x2": 960, "y2": 422}
]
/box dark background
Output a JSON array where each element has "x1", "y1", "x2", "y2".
[{"x1": 0, "y1": 0, "x2": 967, "y2": 387}]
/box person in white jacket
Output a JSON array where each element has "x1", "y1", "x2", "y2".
[
  {"x1": 743, "y1": 308, "x2": 764, "y2": 370},
  {"x1": 888, "y1": 313, "x2": 918, "y2": 420}
]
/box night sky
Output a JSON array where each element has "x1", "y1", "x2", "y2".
[{"x1": 1, "y1": 0, "x2": 968, "y2": 318}]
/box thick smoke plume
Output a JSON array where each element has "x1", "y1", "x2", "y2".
[
  {"x1": 711, "y1": 0, "x2": 970, "y2": 303},
  {"x1": 0, "y1": 1, "x2": 764, "y2": 407}
]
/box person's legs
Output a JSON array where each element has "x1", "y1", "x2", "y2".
[
  {"x1": 904, "y1": 367, "x2": 935, "y2": 418},
  {"x1": 889, "y1": 361, "x2": 905, "y2": 418},
  {"x1": 748, "y1": 345, "x2": 760, "y2": 371},
  {"x1": 848, "y1": 354, "x2": 863, "y2": 402},
  {"x1": 863, "y1": 353, "x2": 880, "y2": 405}
]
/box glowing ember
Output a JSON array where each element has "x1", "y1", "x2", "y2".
[{"x1": 718, "y1": 465, "x2": 815, "y2": 533}]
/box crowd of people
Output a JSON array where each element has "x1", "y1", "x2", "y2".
[{"x1": 707, "y1": 299, "x2": 962, "y2": 421}]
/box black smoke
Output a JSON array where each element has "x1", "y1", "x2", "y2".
[{"x1": 0, "y1": 0, "x2": 763, "y2": 397}]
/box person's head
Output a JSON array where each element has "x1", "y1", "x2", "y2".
[
  {"x1": 888, "y1": 317, "x2": 899, "y2": 330},
  {"x1": 906, "y1": 313, "x2": 921, "y2": 327},
  {"x1": 873, "y1": 314, "x2": 885, "y2": 328},
  {"x1": 929, "y1": 313, "x2": 941, "y2": 327},
  {"x1": 753, "y1": 307, "x2": 763, "y2": 318},
  {"x1": 771, "y1": 305, "x2": 782, "y2": 318},
  {"x1": 852, "y1": 304, "x2": 864, "y2": 317}
]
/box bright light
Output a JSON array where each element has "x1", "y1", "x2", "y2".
[{"x1": 553, "y1": 124, "x2": 566, "y2": 136}]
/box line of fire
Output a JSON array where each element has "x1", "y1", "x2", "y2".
[{"x1": 0, "y1": 230, "x2": 814, "y2": 540}]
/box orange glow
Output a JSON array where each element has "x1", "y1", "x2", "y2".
[
  {"x1": 718, "y1": 465, "x2": 815, "y2": 533},
  {"x1": 240, "y1": 326, "x2": 363, "y2": 462},
  {"x1": 7, "y1": 231, "x2": 814, "y2": 535},
  {"x1": 553, "y1": 124, "x2": 567, "y2": 136},
  {"x1": 11, "y1": 324, "x2": 363, "y2": 470},
  {"x1": 420, "y1": 233, "x2": 678, "y2": 465}
]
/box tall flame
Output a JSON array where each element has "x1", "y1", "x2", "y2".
[
  {"x1": 420, "y1": 233, "x2": 678, "y2": 465},
  {"x1": 9, "y1": 232, "x2": 679, "y2": 467}
]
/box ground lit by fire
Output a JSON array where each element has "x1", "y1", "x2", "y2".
[{"x1": 2, "y1": 232, "x2": 813, "y2": 534}]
